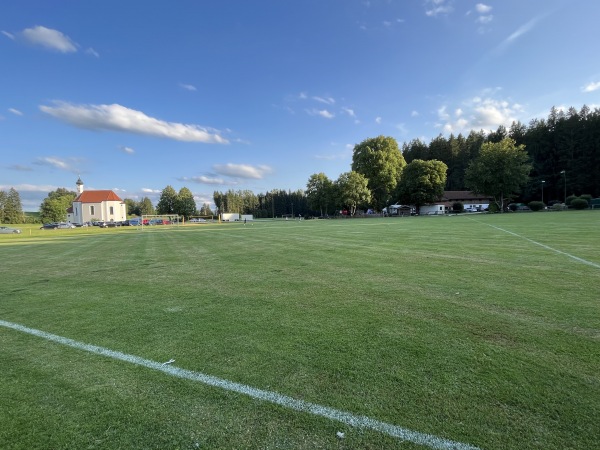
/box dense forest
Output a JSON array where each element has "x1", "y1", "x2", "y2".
[{"x1": 402, "y1": 105, "x2": 600, "y2": 202}]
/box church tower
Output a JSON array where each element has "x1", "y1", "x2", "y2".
[{"x1": 76, "y1": 177, "x2": 84, "y2": 194}]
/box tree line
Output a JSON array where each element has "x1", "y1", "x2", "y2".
[
  {"x1": 3, "y1": 105, "x2": 598, "y2": 224},
  {"x1": 402, "y1": 105, "x2": 600, "y2": 202}
]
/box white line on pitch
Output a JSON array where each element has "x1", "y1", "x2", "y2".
[
  {"x1": 0, "y1": 319, "x2": 480, "y2": 450},
  {"x1": 472, "y1": 220, "x2": 600, "y2": 269}
]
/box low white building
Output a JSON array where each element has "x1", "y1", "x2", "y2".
[{"x1": 66, "y1": 177, "x2": 127, "y2": 224}]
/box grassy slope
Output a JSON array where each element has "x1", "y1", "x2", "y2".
[{"x1": 1, "y1": 213, "x2": 599, "y2": 449}]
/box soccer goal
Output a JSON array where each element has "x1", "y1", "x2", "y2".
[
  {"x1": 187, "y1": 215, "x2": 218, "y2": 224},
  {"x1": 141, "y1": 214, "x2": 181, "y2": 227},
  {"x1": 281, "y1": 214, "x2": 294, "y2": 220}
]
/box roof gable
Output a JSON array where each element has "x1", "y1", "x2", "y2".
[{"x1": 74, "y1": 190, "x2": 123, "y2": 203}]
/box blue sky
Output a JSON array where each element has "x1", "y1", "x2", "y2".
[{"x1": 1, "y1": 0, "x2": 599, "y2": 211}]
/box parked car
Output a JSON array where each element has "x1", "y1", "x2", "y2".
[
  {"x1": 40, "y1": 223, "x2": 59, "y2": 229},
  {"x1": 0, "y1": 226, "x2": 21, "y2": 234},
  {"x1": 99, "y1": 221, "x2": 120, "y2": 228},
  {"x1": 57, "y1": 222, "x2": 76, "y2": 229}
]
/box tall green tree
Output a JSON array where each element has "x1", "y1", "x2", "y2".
[
  {"x1": 3, "y1": 188, "x2": 24, "y2": 223},
  {"x1": 39, "y1": 188, "x2": 76, "y2": 223},
  {"x1": 0, "y1": 190, "x2": 6, "y2": 223},
  {"x1": 395, "y1": 160, "x2": 448, "y2": 214},
  {"x1": 199, "y1": 203, "x2": 213, "y2": 216},
  {"x1": 175, "y1": 187, "x2": 197, "y2": 219},
  {"x1": 306, "y1": 173, "x2": 333, "y2": 216},
  {"x1": 335, "y1": 171, "x2": 371, "y2": 216},
  {"x1": 351, "y1": 135, "x2": 406, "y2": 210},
  {"x1": 124, "y1": 198, "x2": 137, "y2": 215},
  {"x1": 156, "y1": 185, "x2": 178, "y2": 214},
  {"x1": 138, "y1": 197, "x2": 155, "y2": 215},
  {"x1": 465, "y1": 138, "x2": 531, "y2": 212}
]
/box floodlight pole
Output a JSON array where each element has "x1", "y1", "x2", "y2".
[
  {"x1": 541, "y1": 180, "x2": 545, "y2": 204},
  {"x1": 560, "y1": 170, "x2": 566, "y2": 204}
]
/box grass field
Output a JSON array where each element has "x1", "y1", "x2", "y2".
[{"x1": 1, "y1": 212, "x2": 599, "y2": 450}]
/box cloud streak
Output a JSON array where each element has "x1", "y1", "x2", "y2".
[
  {"x1": 34, "y1": 156, "x2": 81, "y2": 174},
  {"x1": 582, "y1": 81, "x2": 600, "y2": 93},
  {"x1": 213, "y1": 163, "x2": 273, "y2": 179},
  {"x1": 21, "y1": 26, "x2": 77, "y2": 53},
  {"x1": 40, "y1": 101, "x2": 228, "y2": 144}
]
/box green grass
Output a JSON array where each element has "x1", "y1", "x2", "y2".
[{"x1": 1, "y1": 213, "x2": 599, "y2": 449}]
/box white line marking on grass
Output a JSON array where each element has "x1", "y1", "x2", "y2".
[
  {"x1": 473, "y1": 220, "x2": 600, "y2": 269},
  {"x1": 0, "y1": 319, "x2": 479, "y2": 450}
]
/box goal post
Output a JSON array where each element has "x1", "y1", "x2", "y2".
[
  {"x1": 186, "y1": 215, "x2": 218, "y2": 224},
  {"x1": 140, "y1": 214, "x2": 181, "y2": 227}
]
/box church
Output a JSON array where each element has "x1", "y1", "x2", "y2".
[{"x1": 66, "y1": 178, "x2": 127, "y2": 225}]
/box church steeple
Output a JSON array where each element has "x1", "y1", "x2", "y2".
[{"x1": 76, "y1": 176, "x2": 84, "y2": 194}]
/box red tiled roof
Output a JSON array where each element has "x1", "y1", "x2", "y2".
[{"x1": 74, "y1": 190, "x2": 123, "y2": 203}]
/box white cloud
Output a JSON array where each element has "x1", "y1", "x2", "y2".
[
  {"x1": 425, "y1": 0, "x2": 453, "y2": 17},
  {"x1": 582, "y1": 81, "x2": 600, "y2": 93},
  {"x1": 85, "y1": 47, "x2": 99, "y2": 58},
  {"x1": 306, "y1": 108, "x2": 334, "y2": 119},
  {"x1": 141, "y1": 188, "x2": 160, "y2": 194},
  {"x1": 375, "y1": 116, "x2": 382, "y2": 124},
  {"x1": 312, "y1": 96, "x2": 335, "y2": 105},
  {"x1": 8, "y1": 108, "x2": 23, "y2": 116},
  {"x1": 436, "y1": 95, "x2": 523, "y2": 134},
  {"x1": 411, "y1": 110, "x2": 419, "y2": 117},
  {"x1": 476, "y1": 15, "x2": 493, "y2": 24},
  {"x1": 213, "y1": 163, "x2": 273, "y2": 180},
  {"x1": 2, "y1": 30, "x2": 15, "y2": 40},
  {"x1": 342, "y1": 107, "x2": 356, "y2": 118},
  {"x1": 475, "y1": 3, "x2": 492, "y2": 14},
  {"x1": 21, "y1": 26, "x2": 77, "y2": 53},
  {"x1": 39, "y1": 101, "x2": 228, "y2": 144},
  {"x1": 34, "y1": 156, "x2": 80, "y2": 173},
  {"x1": 180, "y1": 175, "x2": 225, "y2": 185},
  {"x1": 497, "y1": 16, "x2": 543, "y2": 52},
  {"x1": 180, "y1": 83, "x2": 197, "y2": 91},
  {"x1": 0, "y1": 183, "x2": 56, "y2": 192},
  {"x1": 120, "y1": 146, "x2": 135, "y2": 154}
]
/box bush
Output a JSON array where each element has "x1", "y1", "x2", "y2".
[
  {"x1": 452, "y1": 202, "x2": 464, "y2": 213},
  {"x1": 552, "y1": 203, "x2": 565, "y2": 211},
  {"x1": 579, "y1": 194, "x2": 592, "y2": 203},
  {"x1": 566, "y1": 195, "x2": 578, "y2": 206},
  {"x1": 571, "y1": 198, "x2": 589, "y2": 210},
  {"x1": 528, "y1": 201, "x2": 545, "y2": 211}
]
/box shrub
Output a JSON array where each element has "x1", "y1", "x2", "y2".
[
  {"x1": 552, "y1": 203, "x2": 565, "y2": 211},
  {"x1": 579, "y1": 194, "x2": 592, "y2": 203},
  {"x1": 566, "y1": 195, "x2": 578, "y2": 206},
  {"x1": 528, "y1": 201, "x2": 545, "y2": 211},
  {"x1": 571, "y1": 198, "x2": 589, "y2": 210},
  {"x1": 452, "y1": 202, "x2": 464, "y2": 213}
]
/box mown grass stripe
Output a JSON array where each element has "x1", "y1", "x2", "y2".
[
  {"x1": 471, "y1": 219, "x2": 600, "y2": 269},
  {"x1": 0, "y1": 319, "x2": 480, "y2": 450}
]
